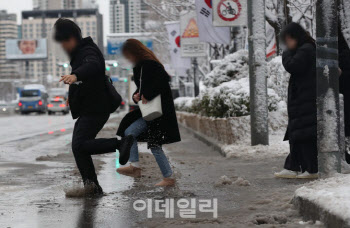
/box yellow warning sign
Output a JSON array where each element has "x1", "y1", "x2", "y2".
[{"x1": 182, "y1": 18, "x2": 199, "y2": 38}]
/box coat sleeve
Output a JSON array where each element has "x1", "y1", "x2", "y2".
[
  {"x1": 132, "y1": 88, "x2": 139, "y2": 104},
  {"x1": 71, "y1": 49, "x2": 103, "y2": 82},
  {"x1": 140, "y1": 63, "x2": 167, "y2": 101},
  {"x1": 282, "y1": 44, "x2": 314, "y2": 75}
]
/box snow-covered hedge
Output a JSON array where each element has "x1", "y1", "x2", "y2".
[
  {"x1": 174, "y1": 97, "x2": 195, "y2": 112},
  {"x1": 203, "y1": 50, "x2": 249, "y2": 87},
  {"x1": 175, "y1": 50, "x2": 289, "y2": 118},
  {"x1": 267, "y1": 56, "x2": 290, "y2": 101}
]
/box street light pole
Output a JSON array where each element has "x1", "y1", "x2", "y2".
[
  {"x1": 41, "y1": 11, "x2": 48, "y2": 89},
  {"x1": 247, "y1": 0, "x2": 269, "y2": 146},
  {"x1": 316, "y1": 0, "x2": 341, "y2": 175},
  {"x1": 192, "y1": 57, "x2": 199, "y2": 97}
]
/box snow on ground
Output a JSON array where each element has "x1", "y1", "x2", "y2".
[
  {"x1": 220, "y1": 109, "x2": 289, "y2": 159},
  {"x1": 222, "y1": 134, "x2": 289, "y2": 159},
  {"x1": 295, "y1": 174, "x2": 350, "y2": 225}
]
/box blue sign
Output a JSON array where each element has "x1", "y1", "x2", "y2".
[
  {"x1": 107, "y1": 38, "x2": 153, "y2": 55},
  {"x1": 111, "y1": 77, "x2": 119, "y2": 82}
]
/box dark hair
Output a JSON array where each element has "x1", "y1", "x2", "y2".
[
  {"x1": 280, "y1": 22, "x2": 315, "y2": 48},
  {"x1": 122, "y1": 39, "x2": 162, "y2": 66},
  {"x1": 53, "y1": 18, "x2": 82, "y2": 42}
]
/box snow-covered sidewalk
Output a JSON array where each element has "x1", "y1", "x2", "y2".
[{"x1": 294, "y1": 174, "x2": 350, "y2": 227}]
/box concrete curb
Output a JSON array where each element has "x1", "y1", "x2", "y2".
[
  {"x1": 178, "y1": 122, "x2": 226, "y2": 157},
  {"x1": 292, "y1": 196, "x2": 350, "y2": 228}
]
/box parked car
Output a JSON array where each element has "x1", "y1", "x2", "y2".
[{"x1": 47, "y1": 97, "x2": 69, "y2": 115}]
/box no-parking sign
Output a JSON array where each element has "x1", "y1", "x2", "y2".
[{"x1": 213, "y1": 0, "x2": 247, "y2": 27}]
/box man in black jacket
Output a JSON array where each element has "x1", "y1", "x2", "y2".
[{"x1": 54, "y1": 18, "x2": 133, "y2": 195}]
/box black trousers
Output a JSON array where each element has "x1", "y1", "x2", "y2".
[
  {"x1": 284, "y1": 140, "x2": 318, "y2": 173},
  {"x1": 72, "y1": 114, "x2": 119, "y2": 185}
]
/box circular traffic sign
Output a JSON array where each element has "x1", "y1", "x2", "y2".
[{"x1": 217, "y1": 0, "x2": 242, "y2": 22}]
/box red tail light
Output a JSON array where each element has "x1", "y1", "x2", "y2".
[
  {"x1": 47, "y1": 104, "x2": 53, "y2": 108},
  {"x1": 121, "y1": 101, "x2": 125, "y2": 105},
  {"x1": 38, "y1": 100, "x2": 43, "y2": 106},
  {"x1": 59, "y1": 104, "x2": 66, "y2": 108},
  {"x1": 18, "y1": 102, "x2": 22, "y2": 107}
]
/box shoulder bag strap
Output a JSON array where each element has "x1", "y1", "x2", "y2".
[{"x1": 139, "y1": 67, "x2": 143, "y2": 94}]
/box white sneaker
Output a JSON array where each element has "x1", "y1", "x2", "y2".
[
  {"x1": 296, "y1": 171, "x2": 318, "y2": 179},
  {"x1": 274, "y1": 169, "x2": 298, "y2": 179}
]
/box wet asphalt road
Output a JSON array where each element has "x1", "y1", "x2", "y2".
[
  {"x1": 0, "y1": 113, "x2": 324, "y2": 228},
  {"x1": 0, "y1": 113, "x2": 138, "y2": 228}
]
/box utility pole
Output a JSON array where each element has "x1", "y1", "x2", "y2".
[
  {"x1": 316, "y1": 0, "x2": 341, "y2": 175},
  {"x1": 41, "y1": 11, "x2": 48, "y2": 89},
  {"x1": 247, "y1": 0, "x2": 269, "y2": 146},
  {"x1": 192, "y1": 57, "x2": 199, "y2": 97}
]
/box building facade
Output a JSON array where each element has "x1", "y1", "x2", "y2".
[
  {"x1": 33, "y1": 0, "x2": 96, "y2": 10},
  {"x1": 109, "y1": 0, "x2": 125, "y2": 33},
  {"x1": 110, "y1": 0, "x2": 146, "y2": 33},
  {"x1": 22, "y1": 9, "x2": 103, "y2": 85},
  {"x1": 0, "y1": 10, "x2": 19, "y2": 78}
]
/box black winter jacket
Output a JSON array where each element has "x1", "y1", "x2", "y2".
[
  {"x1": 68, "y1": 37, "x2": 111, "y2": 119},
  {"x1": 117, "y1": 60, "x2": 181, "y2": 148},
  {"x1": 282, "y1": 43, "x2": 317, "y2": 143}
]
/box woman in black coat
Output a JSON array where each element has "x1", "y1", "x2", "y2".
[
  {"x1": 274, "y1": 23, "x2": 318, "y2": 179},
  {"x1": 116, "y1": 39, "x2": 181, "y2": 187}
]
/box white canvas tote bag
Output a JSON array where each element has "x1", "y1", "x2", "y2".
[{"x1": 138, "y1": 67, "x2": 163, "y2": 121}]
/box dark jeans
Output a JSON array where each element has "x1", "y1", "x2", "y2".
[
  {"x1": 125, "y1": 118, "x2": 173, "y2": 178},
  {"x1": 72, "y1": 114, "x2": 118, "y2": 185},
  {"x1": 284, "y1": 140, "x2": 318, "y2": 173}
]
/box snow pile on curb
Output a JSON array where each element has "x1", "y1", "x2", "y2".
[
  {"x1": 222, "y1": 135, "x2": 289, "y2": 159},
  {"x1": 215, "y1": 175, "x2": 251, "y2": 187},
  {"x1": 294, "y1": 174, "x2": 350, "y2": 225}
]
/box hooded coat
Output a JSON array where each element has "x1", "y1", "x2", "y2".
[
  {"x1": 117, "y1": 60, "x2": 181, "y2": 148},
  {"x1": 282, "y1": 42, "x2": 317, "y2": 143},
  {"x1": 68, "y1": 37, "x2": 111, "y2": 119}
]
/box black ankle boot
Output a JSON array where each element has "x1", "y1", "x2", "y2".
[
  {"x1": 84, "y1": 180, "x2": 103, "y2": 196},
  {"x1": 118, "y1": 135, "x2": 133, "y2": 165}
]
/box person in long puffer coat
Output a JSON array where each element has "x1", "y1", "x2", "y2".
[{"x1": 274, "y1": 23, "x2": 318, "y2": 179}]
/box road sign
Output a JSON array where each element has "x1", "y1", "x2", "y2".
[
  {"x1": 213, "y1": 0, "x2": 247, "y2": 27},
  {"x1": 107, "y1": 35, "x2": 153, "y2": 56},
  {"x1": 180, "y1": 11, "x2": 207, "y2": 57}
]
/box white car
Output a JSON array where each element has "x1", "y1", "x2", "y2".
[
  {"x1": 47, "y1": 97, "x2": 69, "y2": 115},
  {"x1": 0, "y1": 103, "x2": 15, "y2": 115}
]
